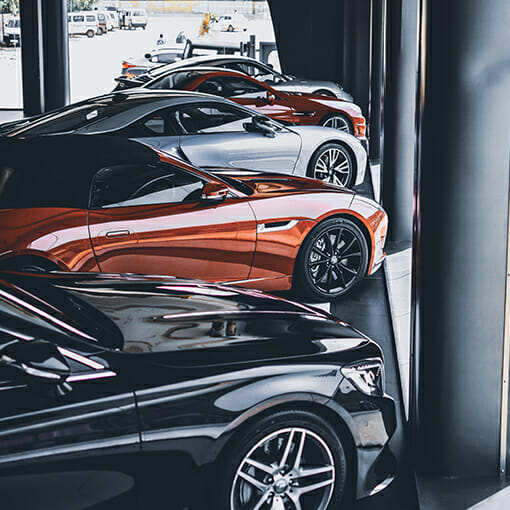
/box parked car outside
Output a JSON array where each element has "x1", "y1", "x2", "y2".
[
  {"x1": 2, "y1": 16, "x2": 20, "y2": 46},
  {"x1": 120, "y1": 46, "x2": 185, "y2": 79},
  {"x1": 0, "y1": 135, "x2": 386, "y2": 300},
  {"x1": 0, "y1": 90, "x2": 367, "y2": 189},
  {"x1": 68, "y1": 12, "x2": 99, "y2": 38},
  {"x1": 214, "y1": 12, "x2": 248, "y2": 32},
  {"x1": 114, "y1": 54, "x2": 353, "y2": 101},
  {"x1": 120, "y1": 8, "x2": 148, "y2": 30},
  {"x1": 0, "y1": 269, "x2": 396, "y2": 509}
]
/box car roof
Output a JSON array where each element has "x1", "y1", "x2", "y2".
[
  {"x1": 146, "y1": 54, "x2": 265, "y2": 77},
  {"x1": 0, "y1": 135, "x2": 159, "y2": 209},
  {"x1": 146, "y1": 66, "x2": 247, "y2": 80}
]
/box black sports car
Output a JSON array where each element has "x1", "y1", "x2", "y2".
[{"x1": 0, "y1": 271, "x2": 396, "y2": 510}]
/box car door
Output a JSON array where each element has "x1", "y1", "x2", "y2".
[
  {"x1": 173, "y1": 102, "x2": 301, "y2": 172},
  {"x1": 0, "y1": 324, "x2": 140, "y2": 509},
  {"x1": 88, "y1": 160, "x2": 256, "y2": 282}
]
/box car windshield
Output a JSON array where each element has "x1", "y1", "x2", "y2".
[{"x1": 146, "y1": 70, "x2": 202, "y2": 90}]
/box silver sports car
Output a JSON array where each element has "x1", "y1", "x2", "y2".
[
  {"x1": 114, "y1": 54, "x2": 354, "y2": 102},
  {"x1": 1, "y1": 90, "x2": 366, "y2": 187}
]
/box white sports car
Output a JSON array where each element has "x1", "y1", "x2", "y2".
[{"x1": 0, "y1": 90, "x2": 367, "y2": 188}]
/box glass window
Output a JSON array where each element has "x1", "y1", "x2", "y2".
[
  {"x1": 175, "y1": 103, "x2": 251, "y2": 134},
  {"x1": 73, "y1": 15, "x2": 85, "y2": 22},
  {"x1": 1, "y1": 15, "x2": 22, "y2": 108},
  {"x1": 196, "y1": 76, "x2": 266, "y2": 98},
  {"x1": 86, "y1": 15, "x2": 95, "y2": 22},
  {"x1": 91, "y1": 163, "x2": 206, "y2": 209}
]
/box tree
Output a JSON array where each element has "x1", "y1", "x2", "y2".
[
  {"x1": 0, "y1": 0, "x2": 19, "y2": 15},
  {"x1": 68, "y1": 0, "x2": 99, "y2": 12}
]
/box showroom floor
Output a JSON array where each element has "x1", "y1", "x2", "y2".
[{"x1": 332, "y1": 167, "x2": 417, "y2": 509}]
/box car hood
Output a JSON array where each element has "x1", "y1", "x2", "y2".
[{"x1": 0, "y1": 272, "x2": 379, "y2": 364}]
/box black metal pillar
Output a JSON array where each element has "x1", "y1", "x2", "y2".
[
  {"x1": 368, "y1": 0, "x2": 385, "y2": 160},
  {"x1": 41, "y1": 0, "x2": 69, "y2": 111},
  {"x1": 413, "y1": 0, "x2": 510, "y2": 477},
  {"x1": 19, "y1": 0, "x2": 44, "y2": 115},
  {"x1": 267, "y1": 0, "x2": 344, "y2": 88},
  {"x1": 381, "y1": 0, "x2": 418, "y2": 243},
  {"x1": 342, "y1": 0, "x2": 371, "y2": 115}
]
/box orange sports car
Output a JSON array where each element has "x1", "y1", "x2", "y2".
[
  {"x1": 143, "y1": 67, "x2": 367, "y2": 142},
  {"x1": 0, "y1": 135, "x2": 386, "y2": 300}
]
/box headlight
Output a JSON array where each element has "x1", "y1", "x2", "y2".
[{"x1": 341, "y1": 358, "x2": 384, "y2": 396}]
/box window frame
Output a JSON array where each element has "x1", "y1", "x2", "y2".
[{"x1": 88, "y1": 161, "x2": 209, "y2": 210}]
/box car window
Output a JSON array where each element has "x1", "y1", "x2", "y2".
[
  {"x1": 175, "y1": 103, "x2": 251, "y2": 134},
  {"x1": 90, "y1": 162, "x2": 206, "y2": 209},
  {"x1": 73, "y1": 15, "x2": 85, "y2": 22},
  {"x1": 86, "y1": 15, "x2": 95, "y2": 22},
  {"x1": 196, "y1": 76, "x2": 266, "y2": 98},
  {"x1": 232, "y1": 62, "x2": 285, "y2": 85}
]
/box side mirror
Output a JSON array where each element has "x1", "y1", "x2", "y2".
[
  {"x1": 265, "y1": 90, "x2": 276, "y2": 104},
  {"x1": 251, "y1": 116, "x2": 277, "y2": 138},
  {"x1": 0, "y1": 340, "x2": 70, "y2": 384},
  {"x1": 144, "y1": 52, "x2": 152, "y2": 59},
  {"x1": 200, "y1": 181, "x2": 229, "y2": 203}
]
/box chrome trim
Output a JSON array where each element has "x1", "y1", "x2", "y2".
[
  {"x1": 58, "y1": 347, "x2": 105, "y2": 370},
  {"x1": 221, "y1": 275, "x2": 288, "y2": 286},
  {"x1": 0, "y1": 289, "x2": 96, "y2": 342},
  {"x1": 257, "y1": 219, "x2": 299, "y2": 234},
  {"x1": 67, "y1": 370, "x2": 116, "y2": 382},
  {"x1": 369, "y1": 474, "x2": 394, "y2": 496}
]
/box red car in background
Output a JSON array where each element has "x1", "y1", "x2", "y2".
[
  {"x1": 0, "y1": 135, "x2": 386, "y2": 300},
  {"x1": 143, "y1": 68, "x2": 367, "y2": 142}
]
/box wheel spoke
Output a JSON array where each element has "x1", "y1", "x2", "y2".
[
  {"x1": 332, "y1": 265, "x2": 347, "y2": 288},
  {"x1": 339, "y1": 262, "x2": 358, "y2": 275},
  {"x1": 298, "y1": 465, "x2": 334, "y2": 478},
  {"x1": 252, "y1": 491, "x2": 270, "y2": 510},
  {"x1": 238, "y1": 470, "x2": 268, "y2": 492},
  {"x1": 279, "y1": 429, "x2": 295, "y2": 468},
  {"x1": 338, "y1": 236, "x2": 355, "y2": 254},
  {"x1": 308, "y1": 258, "x2": 328, "y2": 268},
  {"x1": 245, "y1": 457, "x2": 274, "y2": 475},
  {"x1": 333, "y1": 159, "x2": 350, "y2": 174},
  {"x1": 341, "y1": 251, "x2": 361, "y2": 258},
  {"x1": 296, "y1": 478, "x2": 335, "y2": 496},
  {"x1": 287, "y1": 492, "x2": 303, "y2": 510},
  {"x1": 293, "y1": 431, "x2": 306, "y2": 470}
]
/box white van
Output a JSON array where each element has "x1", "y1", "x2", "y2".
[
  {"x1": 120, "y1": 9, "x2": 148, "y2": 30},
  {"x1": 3, "y1": 17, "x2": 20, "y2": 46},
  {"x1": 68, "y1": 12, "x2": 100, "y2": 38}
]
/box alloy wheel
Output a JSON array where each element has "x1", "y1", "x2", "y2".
[
  {"x1": 321, "y1": 115, "x2": 351, "y2": 133},
  {"x1": 312, "y1": 147, "x2": 351, "y2": 187},
  {"x1": 308, "y1": 226, "x2": 363, "y2": 295},
  {"x1": 230, "y1": 427, "x2": 336, "y2": 510}
]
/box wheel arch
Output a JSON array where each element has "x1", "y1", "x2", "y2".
[
  {"x1": 292, "y1": 213, "x2": 374, "y2": 282},
  {"x1": 306, "y1": 139, "x2": 358, "y2": 185},
  {"x1": 215, "y1": 396, "x2": 358, "y2": 501},
  {"x1": 319, "y1": 112, "x2": 354, "y2": 133},
  {"x1": 0, "y1": 251, "x2": 68, "y2": 272}
]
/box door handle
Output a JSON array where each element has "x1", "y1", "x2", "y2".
[{"x1": 105, "y1": 230, "x2": 131, "y2": 238}]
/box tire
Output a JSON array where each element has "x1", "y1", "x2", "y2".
[
  {"x1": 307, "y1": 142, "x2": 355, "y2": 188},
  {"x1": 294, "y1": 218, "x2": 369, "y2": 301},
  {"x1": 0, "y1": 257, "x2": 59, "y2": 273},
  {"x1": 218, "y1": 409, "x2": 348, "y2": 510},
  {"x1": 319, "y1": 113, "x2": 353, "y2": 134},
  {"x1": 86, "y1": 30, "x2": 94, "y2": 38},
  {"x1": 313, "y1": 89, "x2": 337, "y2": 98}
]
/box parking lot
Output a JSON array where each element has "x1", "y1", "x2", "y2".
[{"x1": 0, "y1": 13, "x2": 276, "y2": 109}]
